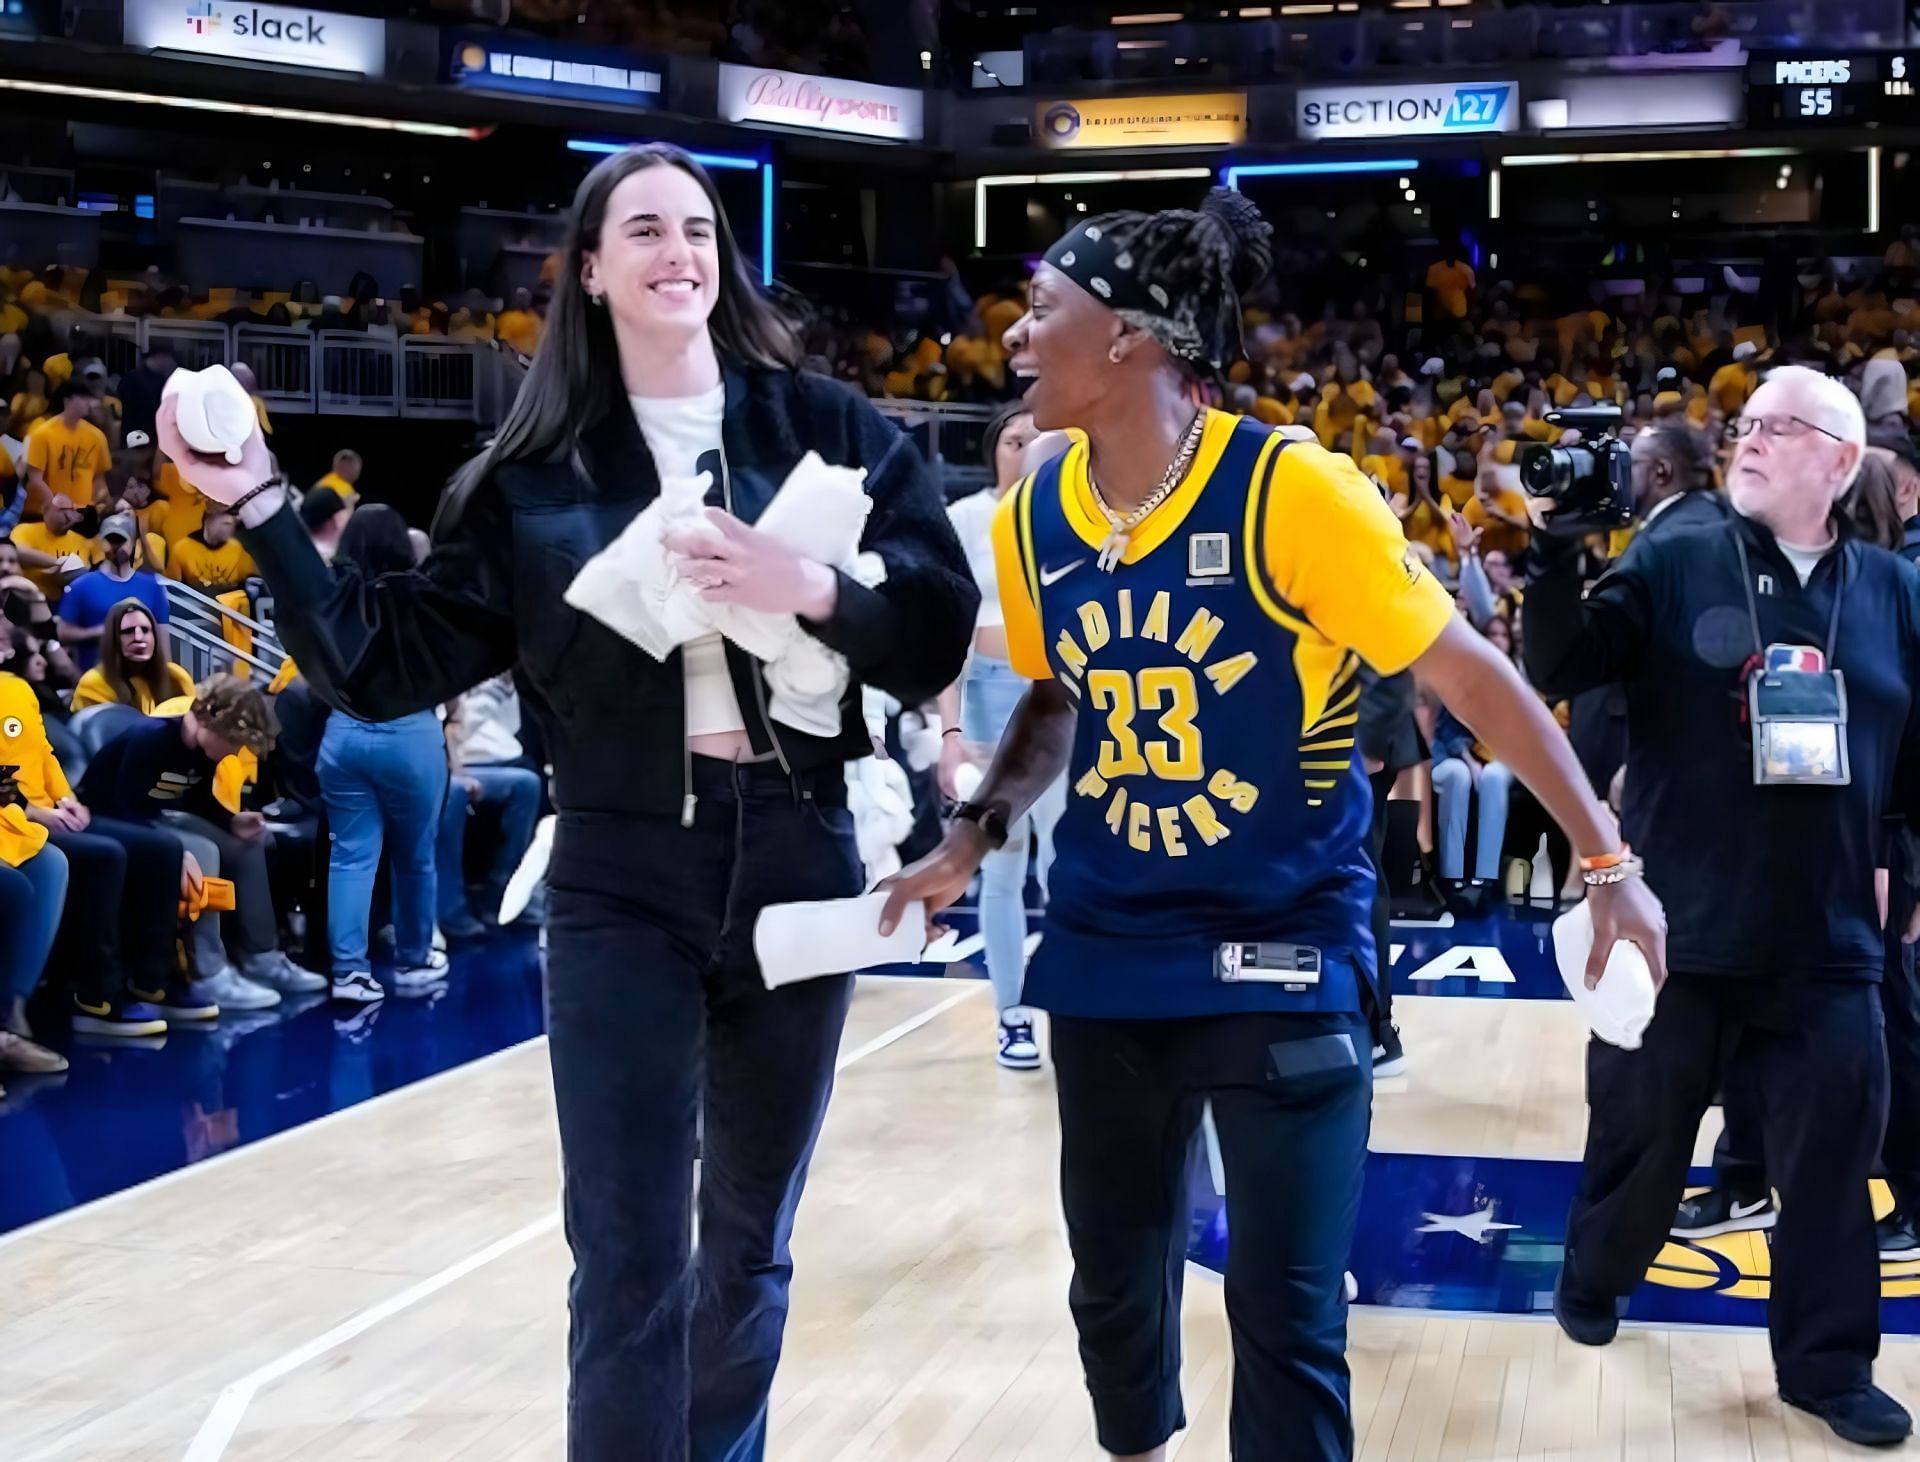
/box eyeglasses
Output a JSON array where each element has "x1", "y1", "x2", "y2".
[{"x1": 1726, "y1": 415, "x2": 1846, "y2": 444}]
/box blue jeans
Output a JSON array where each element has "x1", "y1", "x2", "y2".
[
  {"x1": 436, "y1": 762, "x2": 543, "y2": 924},
  {"x1": 319, "y1": 711, "x2": 447, "y2": 972},
  {"x1": 979, "y1": 774, "x2": 1065, "y2": 1014},
  {"x1": 1432, "y1": 756, "x2": 1514, "y2": 883},
  {"x1": 546, "y1": 757, "x2": 861, "y2": 1462},
  {"x1": 0, "y1": 844, "x2": 69, "y2": 1002}
]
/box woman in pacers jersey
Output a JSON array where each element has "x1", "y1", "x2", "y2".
[{"x1": 882, "y1": 189, "x2": 1667, "y2": 1461}]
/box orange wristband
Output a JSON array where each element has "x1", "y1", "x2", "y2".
[{"x1": 1579, "y1": 849, "x2": 1628, "y2": 872}]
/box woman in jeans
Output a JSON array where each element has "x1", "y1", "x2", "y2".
[
  {"x1": 937, "y1": 399, "x2": 1066, "y2": 1069},
  {"x1": 1431, "y1": 614, "x2": 1517, "y2": 894},
  {"x1": 157, "y1": 145, "x2": 974, "y2": 1460},
  {"x1": 315, "y1": 506, "x2": 449, "y2": 1004}
]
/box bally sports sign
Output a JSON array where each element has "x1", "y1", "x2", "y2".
[{"x1": 717, "y1": 64, "x2": 923, "y2": 143}]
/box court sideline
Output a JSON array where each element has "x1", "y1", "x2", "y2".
[{"x1": 1, "y1": 976, "x2": 1915, "y2": 1460}]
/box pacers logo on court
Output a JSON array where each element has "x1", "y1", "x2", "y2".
[
  {"x1": 1054, "y1": 589, "x2": 1262, "y2": 858},
  {"x1": 1648, "y1": 1182, "x2": 1920, "y2": 1300}
]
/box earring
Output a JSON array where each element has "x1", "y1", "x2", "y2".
[{"x1": 587, "y1": 291, "x2": 606, "y2": 308}]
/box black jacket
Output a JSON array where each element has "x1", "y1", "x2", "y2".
[
  {"x1": 77, "y1": 716, "x2": 228, "y2": 829},
  {"x1": 240, "y1": 365, "x2": 978, "y2": 819},
  {"x1": 1567, "y1": 489, "x2": 1732, "y2": 793},
  {"x1": 1527, "y1": 509, "x2": 1920, "y2": 980}
]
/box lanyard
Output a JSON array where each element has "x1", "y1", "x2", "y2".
[{"x1": 1732, "y1": 527, "x2": 1845, "y2": 666}]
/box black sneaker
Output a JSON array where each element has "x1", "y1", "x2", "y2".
[
  {"x1": 1372, "y1": 1025, "x2": 1408, "y2": 1078},
  {"x1": 1552, "y1": 1268, "x2": 1620, "y2": 1347},
  {"x1": 1671, "y1": 1186, "x2": 1776, "y2": 1239},
  {"x1": 1879, "y1": 1210, "x2": 1920, "y2": 1262},
  {"x1": 129, "y1": 984, "x2": 219, "y2": 1024},
  {"x1": 1781, "y1": 1384, "x2": 1912, "y2": 1447},
  {"x1": 71, "y1": 994, "x2": 169, "y2": 1038}
]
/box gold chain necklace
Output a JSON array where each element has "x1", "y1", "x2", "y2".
[{"x1": 1088, "y1": 410, "x2": 1206, "y2": 572}]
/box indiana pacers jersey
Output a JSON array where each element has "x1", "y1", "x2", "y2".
[{"x1": 992, "y1": 410, "x2": 1455, "y2": 1019}]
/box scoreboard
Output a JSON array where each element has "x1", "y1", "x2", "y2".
[{"x1": 1748, "y1": 52, "x2": 1920, "y2": 125}]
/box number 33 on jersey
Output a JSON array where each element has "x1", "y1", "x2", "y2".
[{"x1": 989, "y1": 411, "x2": 1455, "y2": 1014}]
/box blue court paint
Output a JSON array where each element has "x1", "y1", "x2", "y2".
[
  {"x1": 1387, "y1": 907, "x2": 1571, "y2": 1001},
  {"x1": 1188, "y1": 1147, "x2": 1920, "y2": 1331},
  {"x1": 0, "y1": 935, "x2": 545, "y2": 1235}
]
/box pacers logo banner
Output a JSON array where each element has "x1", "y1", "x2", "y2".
[{"x1": 1036, "y1": 94, "x2": 1248, "y2": 150}]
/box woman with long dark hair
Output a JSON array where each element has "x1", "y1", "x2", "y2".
[
  {"x1": 882, "y1": 189, "x2": 1662, "y2": 1459},
  {"x1": 157, "y1": 144, "x2": 975, "y2": 1459},
  {"x1": 69, "y1": 600, "x2": 194, "y2": 713},
  {"x1": 315, "y1": 505, "x2": 449, "y2": 1005}
]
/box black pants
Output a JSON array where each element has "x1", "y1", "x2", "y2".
[
  {"x1": 1564, "y1": 973, "x2": 1887, "y2": 1398},
  {"x1": 1715, "y1": 850, "x2": 1920, "y2": 1217},
  {"x1": 543, "y1": 759, "x2": 863, "y2": 1462},
  {"x1": 1053, "y1": 1010, "x2": 1372, "y2": 1459},
  {"x1": 48, "y1": 817, "x2": 183, "y2": 1005}
]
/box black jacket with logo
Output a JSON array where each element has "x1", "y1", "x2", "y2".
[
  {"x1": 1527, "y1": 509, "x2": 1920, "y2": 979},
  {"x1": 239, "y1": 365, "x2": 978, "y2": 818}
]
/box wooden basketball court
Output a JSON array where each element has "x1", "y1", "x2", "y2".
[{"x1": 2, "y1": 975, "x2": 1914, "y2": 1461}]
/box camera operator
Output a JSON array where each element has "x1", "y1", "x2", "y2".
[
  {"x1": 1525, "y1": 366, "x2": 1920, "y2": 1448},
  {"x1": 1567, "y1": 421, "x2": 1723, "y2": 797}
]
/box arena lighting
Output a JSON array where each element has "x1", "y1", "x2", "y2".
[
  {"x1": 1869, "y1": 145, "x2": 1882, "y2": 233},
  {"x1": 1502, "y1": 147, "x2": 1800, "y2": 166},
  {"x1": 974, "y1": 168, "x2": 1213, "y2": 249},
  {"x1": 1112, "y1": 11, "x2": 1184, "y2": 21},
  {"x1": 565, "y1": 139, "x2": 774, "y2": 285},
  {"x1": 1223, "y1": 158, "x2": 1421, "y2": 189},
  {"x1": 1489, "y1": 166, "x2": 1501, "y2": 218},
  {"x1": 0, "y1": 78, "x2": 480, "y2": 138}
]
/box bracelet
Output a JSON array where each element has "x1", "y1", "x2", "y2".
[
  {"x1": 230, "y1": 477, "x2": 285, "y2": 520},
  {"x1": 942, "y1": 726, "x2": 963, "y2": 738},
  {"x1": 1578, "y1": 849, "x2": 1627, "y2": 871},
  {"x1": 1581, "y1": 854, "x2": 1645, "y2": 886}
]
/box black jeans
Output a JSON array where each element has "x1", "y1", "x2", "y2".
[
  {"x1": 48, "y1": 817, "x2": 184, "y2": 1005},
  {"x1": 1052, "y1": 1009, "x2": 1372, "y2": 1460},
  {"x1": 544, "y1": 758, "x2": 863, "y2": 1462},
  {"x1": 1714, "y1": 844, "x2": 1920, "y2": 1218},
  {"x1": 1564, "y1": 973, "x2": 1888, "y2": 1399}
]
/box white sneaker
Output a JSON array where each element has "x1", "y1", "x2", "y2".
[
  {"x1": 241, "y1": 951, "x2": 327, "y2": 995},
  {"x1": 332, "y1": 970, "x2": 385, "y2": 1004},
  {"x1": 189, "y1": 967, "x2": 282, "y2": 1012},
  {"x1": 997, "y1": 1009, "x2": 1042, "y2": 1071},
  {"x1": 394, "y1": 950, "x2": 450, "y2": 989}
]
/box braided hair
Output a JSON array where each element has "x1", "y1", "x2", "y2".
[{"x1": 1045, "y1": 187, "x2": 1273, "y2": 376}]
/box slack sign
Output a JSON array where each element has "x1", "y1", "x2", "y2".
[{"x1": 123, "y1": 0, "x2": 387, "y2": 77}]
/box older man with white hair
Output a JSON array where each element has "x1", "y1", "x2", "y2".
[{"x1": 1524, "y1": 363, "x2": 1920, "y2": 1447}]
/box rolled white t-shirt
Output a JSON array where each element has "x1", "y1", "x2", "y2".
[{"x1": 630, "y1": 385, "x2": 746, "y2": 737}]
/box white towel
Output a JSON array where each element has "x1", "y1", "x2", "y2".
[
  {"x1": 1550, "y1": 899, "x2": 1658, "y2": 1050},
  {"x1": 565, "y1": 452, "x2": 876, "y2": 736}
]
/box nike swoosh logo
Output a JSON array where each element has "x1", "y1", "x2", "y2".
[
  {"x1": 1730, "y1": 1199, "x2": 1769, "y2": 1219},
  {"x1": 1039, "y1": 559, "x2": 1085, "y2": 588},
  {"x1": 75, "y1": 1000, "x2": 110, "y2": 1017}
]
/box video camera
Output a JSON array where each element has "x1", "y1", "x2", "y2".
[{"x1": 1516, "y1": 407, "x2": 1634, "y2": 536}]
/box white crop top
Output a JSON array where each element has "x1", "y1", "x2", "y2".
[
  {"x1": 629, "y1": 385, "x2": 746, "y2": 737},
  {"x1": 947, "y1": 488, "x2": 1003, "y2": 630}
]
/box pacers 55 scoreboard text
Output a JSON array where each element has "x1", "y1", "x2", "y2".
[{"x1": 1749, "y1": 52, "x2": 1920, "y2": 125}]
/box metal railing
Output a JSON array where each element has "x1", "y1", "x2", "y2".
[
  {"x1": 163, "y1": 577, "x2": 286, "y2": 683},
  {"x1": 402, "y1": 338, "x2": 481, "y2": 420},
  {"x1": 234, "y1": 324, "x2": 316, "y2": 414},
  {"x1": 871, "y1": 399, "x2": 997, "y2": 494},
  {"x1": 317, "y1": 330, "x2": 399, "y2": 416}
]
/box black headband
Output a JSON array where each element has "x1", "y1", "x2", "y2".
[
  {"x1": 1044, "y1": 218, "x2": 1225, "y2": 368},
  {"x1": 1044, "y1": 221, "x2": 1172, "y2": 326}
]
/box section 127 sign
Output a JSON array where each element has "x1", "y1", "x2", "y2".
[{"x1": 1297, "y1": 80, "x2": 1518, "y2": 141}]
